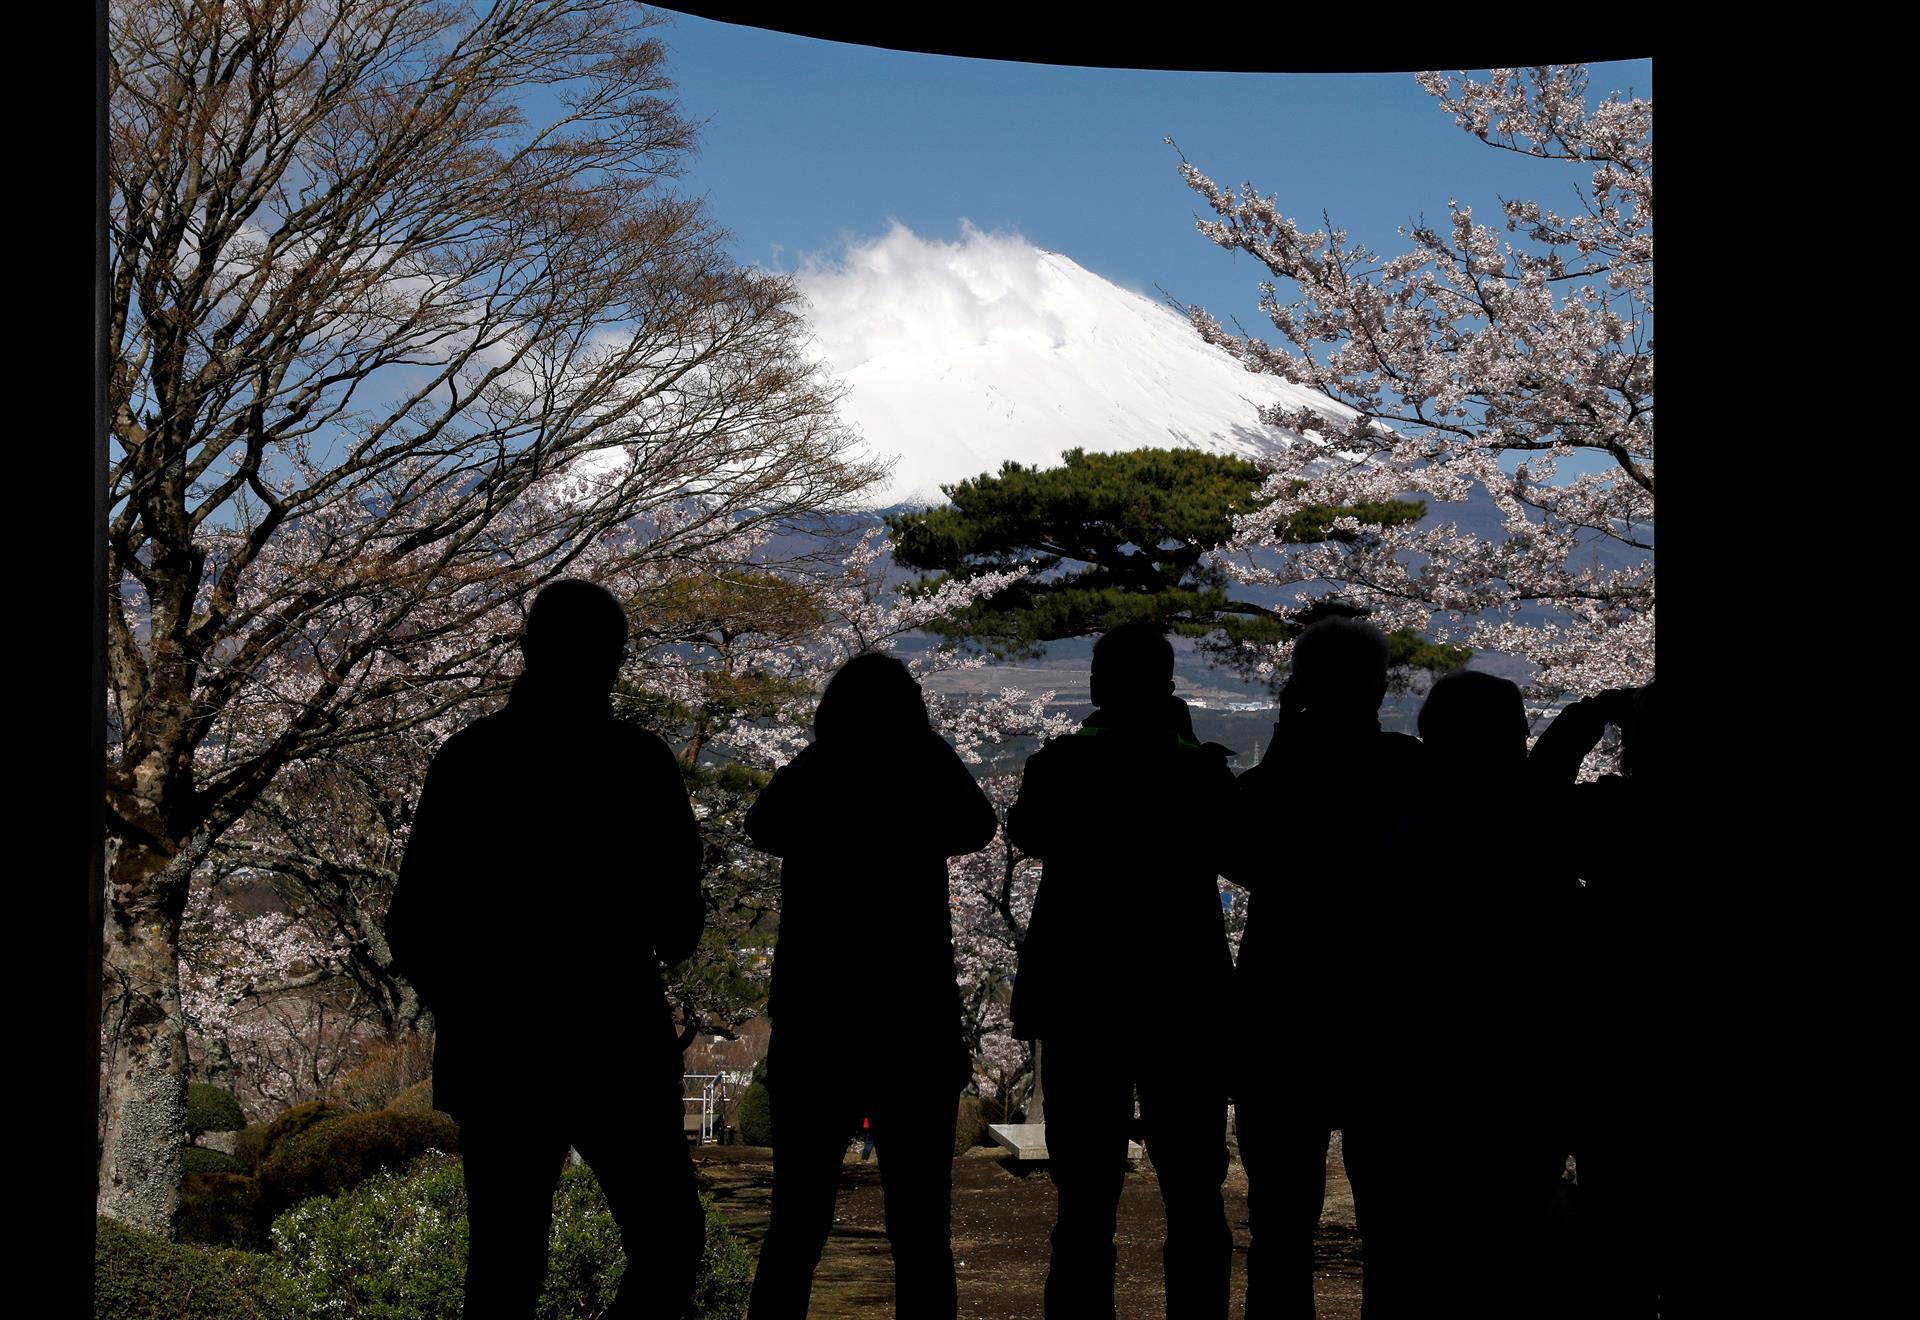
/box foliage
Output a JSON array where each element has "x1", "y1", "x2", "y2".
[
  {"x1": 731, "y1": 1081, "x2": 773, "y2": 1147},
  {"x1": 182, "y1": 1147, "x2": 249, "y2": 1177},
  {"x1": 268, "y1": 1152, "x2": 751, "y2": 1320},
  {"x1": 102, "y1": 0, "x2": 881, "y2": 1230},
  {"x1": 94, "y1": 1215, "x2": 273, "y2": 1320},
  {"x1": 885, "y1": 447, "x2": 1461, "y2": 683},
  {"x1": 268, "y1": 1153, "x2": 469, "y2": 1320},
  {"x1": 689, "y1": 1192, "x2": 756, "y2": 1320},
  {"x1": 186, "y1": 1084, "x2": 246, "y2": 1137},
  {"x1": 253, "y1": 1102, "x2": 344, "y2": 1168},
  {"x1": 255, "y1": 1110, "x2": 461, "y2": 1219},
  {"x1": 333, "y1": 1035, "x2": 438, "y2": 1114},
  {"x1": 1174, "y1": 65, "x2": 1653, "y2": 717},
  {"x1": 955, "y1": 1097, "x2": 991, "y2": 1156},
  {"x1": 178, "y1": 1172, "x2": 264, "y2": 1252},
  {"x1": 386, "y1": 1078, "x2": 444, "y2": 1117},
  {"x1": 230, "y1": 1123, "x2": 273, "y2": 1175}
]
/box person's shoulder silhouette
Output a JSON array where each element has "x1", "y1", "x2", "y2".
[
  {"x1": 388, "y1": 578, "x2": 703, "y2": 1110},
  {"x1": 1008, "y1": 623, "x2": 1234, "y2": 1042},
  {"x1": 746, "y1": 651, "x2": 995, "y2": 861},
  {"x1": 383, "y1": 577, "x2": 711, "y2": 1320}
]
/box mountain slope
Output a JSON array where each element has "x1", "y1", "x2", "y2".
[{"x1": 796, "y1": 223, "x2": 1350, "y2": 508}]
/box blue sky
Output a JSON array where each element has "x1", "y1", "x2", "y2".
[{"x1": 655, "y1": 13, "x2": 1651, "y2": 346}]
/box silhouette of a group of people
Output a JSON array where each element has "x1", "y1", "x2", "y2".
[{"x1": 387, "y1": 579, "x2": 1667, "y2": 1319}]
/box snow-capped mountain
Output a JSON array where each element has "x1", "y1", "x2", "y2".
[
  {"x1": 795, "y1": 223, "x2": 1347, "y2": 508},
  {"x1": 797, "y1": 224, "x2": 1647, "y2": 595}
]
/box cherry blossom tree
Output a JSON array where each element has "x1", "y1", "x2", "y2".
[
  {"x1": 178, "y1": 874, "x2": 382, "y2": 1117},
  {"x1": 103, "y1": 0, "x2": 881, "y2": 1232},
  {"x1": 1173, "y1": 65, "x2": 1653, "y2": 734}
]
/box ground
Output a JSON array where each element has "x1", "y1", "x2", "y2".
[{"x1": 692, "y1": 1138, "x2": 1365, "y2": 1319}]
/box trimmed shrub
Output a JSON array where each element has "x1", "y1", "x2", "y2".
[
  {"x1": 270, "y1": 1152, "x2": 468, "y2": 1319},
  {"x1": 732, "y1": 1082, "x2": 772, "y2": 1147},
  {"x1": 254, "y1": 1100, "x2": 344, "y2": 1166},
  {"x1": 181, "y1": 1146, "x2": 248, "y2": 1176},
  {"x1": 94, "y1": 1215, "x2": 273, "y2": 1320},
  {"x1": 954, "y1": 1097, "x2": 990, "y2": 1157},
  {"x1": 256, "y1": 1109, "x2": 461, "y2": 1218},
  {"x1": 689, "y1": 1192, "x2": 754, "y2": 1320},
  {"x1": 269, "y1": 1152, "x2": 751, "y2": 1319},
  {"x1": 178, "y1": 1172, "x2": 265, "y2": 1252},
  {"x1": 386, "y1": 1077, "x2": 444, "y2": 1116},
  {"x1": 229, "y1": 1123, "x2": 272, "y2": 1174},
  {"x1": 186, "y1": 1083, "x2": 246, "y2": 1138}
]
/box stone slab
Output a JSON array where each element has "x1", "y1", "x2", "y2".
[{"x1": 987, "y1": 1123, "x2": 1143, "y2": 1162}]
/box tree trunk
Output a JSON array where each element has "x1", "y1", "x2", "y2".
[{"x1": 97, "y1": 840, "x2": 195, "y2": 1234}]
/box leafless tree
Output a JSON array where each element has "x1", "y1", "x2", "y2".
[{"x1": 104, "y1": 0, "x2": 880, "y2": 1232}]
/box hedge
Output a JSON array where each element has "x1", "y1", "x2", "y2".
[
  {"x1": 94, "y1": 1216, "x2": 273, "y2": 1320},
  {"x1": 185, "y1": 1084, "x2": 246, "y2": 1137},
  {"x1": 254, "y1": 1109, "x2": 461, "y2": 1218}
]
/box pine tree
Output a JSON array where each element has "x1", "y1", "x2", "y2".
[{"x1": 884, "y1": 447, "x2": 1468, "y2": 681}]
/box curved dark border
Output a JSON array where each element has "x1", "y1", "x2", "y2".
[{"x1": 658, "y1": 7, "x2": 1648, "y2": 71}]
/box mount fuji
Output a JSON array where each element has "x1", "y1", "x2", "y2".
[
  {"x1": 788, "y1": 225, "x2": 1645, "y2": 728},
  {"x1": 797, "y1": 223, "x2": 1645, "y2": 585},
  {"x1": 795, "y1": 222, "x2": 1348, "y2": 510}
]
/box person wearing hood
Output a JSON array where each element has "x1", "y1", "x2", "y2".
[
  {"x1": 743, "y1": 652, "x2": 998, "y2": 1320},
  {"x1": 1008, "y1": 622, "x2": 1236, "y2": 1320},
  {"x1": 386, "y1": 578, "x2": 706, "y2": 1320}
]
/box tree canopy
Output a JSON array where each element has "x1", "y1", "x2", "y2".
[
  {"x1": 884, "y1": 447, "x2": 1468, "y2": 678},
  {"x1": 1174, "y1": 65, "x2": 1653, "y2": 709},
  {"x1": 102, "y1": 0, "x2": 878, "y2": 1234}
]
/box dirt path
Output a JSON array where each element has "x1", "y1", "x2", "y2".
[{"x1": 693, "y1": 1141, "x2": 1364, "y2": 1319}]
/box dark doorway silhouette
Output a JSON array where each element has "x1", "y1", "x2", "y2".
[
  {"x1": 1008, "y1": 622, "x2": 1236, "y2": 1319},
  {"x1": 742, "y1": 652, "x2": 997, "y2": 1320},
  {"x1": 387, "y1": 578, "x2": 707, "y2": 1318},
  {"x1": 1529, "y1": 682, "x2": 1669, "y2": 1318},
  {"x1": 1362, "y1": 668, "x2": 1579, "y2": 1318}
]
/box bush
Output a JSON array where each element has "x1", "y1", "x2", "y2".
[
  {"x1": 269, "y1": 1152, "x2": 751, "y2": 1319},
  {"x1": 332, "y1": 1033, "x2": 436, "y2": 1113},
  {"x1": 689, "y1": 1192, "x2": 754, "y2": 1320},
  {"x1": 256, "y1": 1109, "x2": 461, "y2": 1218},
  {"x1": 94, "y1": 1215, "x2": 273, "y2": 1320},
  {"x1": 254, "y1": 1100, "x2": 344, "y2": 1167},
  {"x1": 386, "y1": 1077, "x2": 445, "y2": 1116},
  {"x1": 178, "y1": 1173, "x2": 265, "y2": 1252},
  {"x1": 270, "y1": 1152, "x2": 468, "y2": 1319},
  {"x1": 954, "y1": 1097, "x2": 990, "y2": 1156},
  {"x1": 732, "y1": 1082, "x2": 772, "y2": 1147},
  {"x1": 186, "y1": 1083, "x2": 246, "y2": 1137},
  {"x1": 230, "y1": 1123, "x2": 272, "y2": 1174},
  {"x1": 181, "y1": 1146, "x2": 248, "y2": 1176}
]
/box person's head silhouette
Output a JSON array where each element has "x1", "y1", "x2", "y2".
[
  {"x1": 1417, "y1": 669, "x2": 1529, "y2": 784},
  {"x1": 814, "y1": 652, "x2": 930, "y2": 746},
  {"x1": 1090, "y1": 622, "x2": 1176, "y2": 720},
  {"x1": 520, "y1": 579, "x2": 629, "y2": 696},
  {"x1": 1288, "y1": 617, "x2": 1389, "y2": 727}
]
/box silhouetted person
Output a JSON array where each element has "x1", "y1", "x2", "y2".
[
  {"x1": 1529, "y1": 682, "x2": 1669, "y2": 1318},
  {"x1": 743, "y1": 653, "x2": 997, "y2": 1320},
  {"x1": 1376, "y1": 669, "x2": 1579, "y2": 1317},
  {"x1": 1224, "y1": 617, "x2": 1426, "y2": 1319},
  {"x1": 1008, "y1": 623, "x2": 1236, "y2": 1320},
  {"x1": 386, "y1": 579, "x2": 705, "y2": 1319}
]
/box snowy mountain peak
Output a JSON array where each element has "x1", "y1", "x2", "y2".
[{"x1": 795, "y1": 223, "x2": 1351, "y2": 508}]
